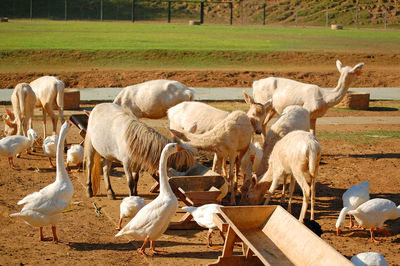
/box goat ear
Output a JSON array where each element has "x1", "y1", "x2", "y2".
[
  {"x1": 351, "y1": 62, "x2": 365, "y2": 76},
  {"x1": 243, "y1": 91, "x2": 254, "y2": 105},
  {"x1": 5, "y1": 109, "x2": 12, "y2": 117},
  {"x1": 188, "y1": 123, "x2": 197, "y2": 134},
  {"x1": 169, "y1": 128, "x2": 183, "y2": 138},
  {"x1": 3, "y1": 117, "x2": 12, "y2": 127},
  {"x1": 336, "y1": 60, "x2": 342, "y2": 72}
]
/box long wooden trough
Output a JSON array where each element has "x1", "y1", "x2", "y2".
[{"x1": 210, "y1": 206, "x2": 352, "y2": 266}]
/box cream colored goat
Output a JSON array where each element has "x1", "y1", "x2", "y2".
[
  {"x1": 3, "y1": 83, "x2": 36, "y2": 137},
  {"x1": 114, "y1": 79, "x2": 195, "y2": 119},
  {"x1": 168, "y1": 92, "x2": 270, "y2": 135},
  {"x1": 168, "y1": 92, "x2": 268, "y2": 178},
  {"x1": 255, "y1": 105, "x2": 310, "y2": 177},
  {"x1": 171, "y1": 110, "x2": 253, "y2": 205},
  {"x1": 253, "y1": 60, "x2": 364, "y2": 134},
  {"x1": 30, "y1": 76, "x2": 65, "y2": 137},
  {"x1": 240, "y1": 130, "x2": 321, "y2": 222}
]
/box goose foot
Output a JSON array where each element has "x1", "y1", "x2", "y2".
[
  {"x1": 150, "y1": 240, "x2": 167, "y2": 255},
  {"x1": 115, "y1": 218, "x2": 123, "y2": 231}
]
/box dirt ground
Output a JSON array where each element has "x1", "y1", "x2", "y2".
[{"x1": 0, "y1": 104, "x2": 399, "y2": 265}]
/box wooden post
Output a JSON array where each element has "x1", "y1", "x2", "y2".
[
  {"x1": 355, "y1": 4, "x2": 358, "y2": 28},
  {"x1": 229, "y1": 2, "x2": 233, "y2": 25},
  {"x1": 64, "y1": 0, "x2": 67, "y2": 21},
  {"x1": 384, "y1": 7, "x2": 387, "y2": 29},
  {"x1": 100, "y1": 0, "x2": 103, "y2": 21},
  {"x1": 30, "y1": 0, "x2": 32, "y2": 20},
  {"x1": 200, "y1": 1, "x2": 204, "y2": 24},
  {"x1": 326, "y1": 8, "x2": 328, "y2": 27},
  {"x1": 168, "y1": 1, "x2": 171, "y2": 23},
  {"x1": 131, "y1": 0, "x2": 135, "y2": 22},
  {"x1": 263, "y1": 3, "x2": 266, "y2": 25}
]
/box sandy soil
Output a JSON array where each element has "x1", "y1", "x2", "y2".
[{"x1": 0, "y1": 106, "x2": 399, "y2": 265}]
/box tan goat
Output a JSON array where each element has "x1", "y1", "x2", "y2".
[
  {"x1": 240, "y1": 130, "x2": 321, "y2": 222},
  {"x1": 253, "y1": 60, "x2": 364, "y2": 134},
  {"x1": 3, "y1": 83, "x2": 36, "y2": 137},
  {"x1": 30, "y1": 76, "x2": 65, "y2": 137},
  {"x1": 171, "y1": 110, "x2": 253, "y2": 205}
]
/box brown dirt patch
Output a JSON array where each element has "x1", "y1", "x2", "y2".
[{"x1": 1, "y1": 109, "x2": 400, "y2": 265}]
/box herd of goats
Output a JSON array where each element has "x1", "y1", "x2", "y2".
[{"x1": 2, "y1": 60, "x2": 399, "y2": 264}]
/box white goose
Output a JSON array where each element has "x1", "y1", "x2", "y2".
[
  {"x1": 66, "y1": 144, "x2": 84, "y2": 172},
  {"x1": 115, "y1": 143, "x2": 184, "y2": 257},
  {"x1": 43, "y1": 135, "x2": 59, "y2": 168},
  {"x1": 182, "y1": 204, "x2": 224, "y2": 248},
  {"x1": 351, "y1": 252, "x2": 389, "y2": 266},
  {"x1": 10, "y1": 121, "x2": 74, "y2": 243},
  {"x1": 347, "y1": 198, "x2": 400, "y2": 243},
  {"x1": 336, "y1": 181, "x2": 369, "y2": 235},
  {"x1": 117, "y1": 196, "x2": 146, "y2": 230},
  {"x1": 0, "y1": 128, "x2": 40, "y2": 169}
]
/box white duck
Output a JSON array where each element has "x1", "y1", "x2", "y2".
[
  {"x1": 347, "y1": 198, "x2": 400, "y2": 243},
  {"x1": 66, "y1": 144, "x2": 84, "y2": 172},
  {"x1": 351, "y1": 252, "x2": 389, "y2": 266},
  {"x1": 182, "y1": 204, "x2": 224, "y2": 248},
  {"x1": 43, "y1": 134, "x2": 59, "y2": 168},
  {"x1": 10, "y1": 121, "x2": 74, "y2": 243},
  {"x1": 0, "y1": 128, "x2": 40, "y2": 169},
  {"x1": 336, "y1": 181, "x2": 370, "y2": 235},
  {"x1": 117, "y1": 196, "x2": 146, "y2": 230},
  {"x1": 115, "y1": 142, "x2": 184, "y2": 257}
]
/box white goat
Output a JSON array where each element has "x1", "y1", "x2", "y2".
[
  {"x1": 240, "y1": 130, "x2": 321, "y2": 223},
  {"x1": 114, "y1": 79, "x2": 195, "y2": 119},
  {"x1": 3, "y1": 83, "x2": 36, "y2": 137},
  {"x1": 253, "y1": 60, "x2": 364, "y2": 134},
  {"x1": 30, "y1": 76, "x2": 65, "y2": 137},
  {"x1": 171, "y1": 110, "x2": 253, "y2": 205},
  {"x1": 168, "y1": 92, "x2": 269, "y2": 177},
  {"x1": 255, "y1": 105, "x2": 310, "y2": 177}
]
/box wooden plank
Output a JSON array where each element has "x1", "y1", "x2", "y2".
[
  {"x1": 213, "y1": 213, "x2": 229, "y2": 233},
  {"x1": 208, "y1": 255, "x2": 263, "y2": 266},
  {"x1": 221, "y1": 226, "x2": 237, "y2": 258}
]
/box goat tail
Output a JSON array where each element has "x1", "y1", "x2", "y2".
[
  {"x1": 308, "y1": 143, "x2": 321, "y2": 178},
  {"x1": 55, "y1": 79, "x2": 65, "y2": 112},
  {"x1": 17, "y1": 87, "x2": 25, "y2": 119},
  {"x1": 84, "y1": 129, "x2": 101, "y2": 196},
  {"x1": 91, "y1": 151, "x2": 102, "y2": 196}
]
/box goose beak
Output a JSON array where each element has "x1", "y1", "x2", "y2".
[
  {"x1": 336, "y1": 228, "x2": 341, "y2": 236},
  {"x1": 355, "y1": 69, "x2": 362, "y2": 76},
  {"x1": 177, "y1": 143, "x2": 186, "y2": 152},
  {"x1": 35, "y1": 137, "x2": 42, "y2": 145}
]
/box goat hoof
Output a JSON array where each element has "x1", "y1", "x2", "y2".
[
  {"x1": 86, "y1": 188, "x2": 93, "y2": 198},
  {"x1": 107, "y1": 191, "x2": 116, "y2": 200}
]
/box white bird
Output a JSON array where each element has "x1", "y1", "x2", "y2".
[
  {"x1": 117, "y1": 196, "x2": 146, "y2": 230},
  {"x1": 66, "y1": 144, "x2": 84, "y2": 172},
  {"x1": 336, "y1": 181, "x2": 370, "y2": 235},
  {"x1": 347, "y1": 198, "x2": 400, "y2": 243},
  {"x1": 115, "y1": 143, "x2": 185, "y2": 257},
  {"x1": 182, "y1": 204, "x2": 224, "y2": 248},
  {"x1": 0, "y1": 128, "x2": 40, "y2": 169},
  {"x1": 351, "y1": 252, "x2": 389, "y2": 266},
  {"x1": 43, "y1": 135, "x2": 59, "y2": 168},
  {"x1": 10, "y1": 121, "x2": 74, "y2": 243}
]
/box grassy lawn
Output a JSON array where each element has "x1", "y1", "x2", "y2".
[
  {"x1": 0, "y1": 20, "x2": 399, "y2": 71},
  {"x1": 1, "y1": 20, "x2": 399, "y2": 52}
]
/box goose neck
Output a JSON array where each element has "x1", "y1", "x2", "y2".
[
  {"x1": 159, "y1": 150, "x2": 173, "y2": 196},
  {"x1": 336, "y1": 207, "x2": 349, "y2": 229},
  {"x1": 56, "y1": 127, "x2": 68, "y2": 181}
]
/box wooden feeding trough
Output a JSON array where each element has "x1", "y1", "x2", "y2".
[
  {"x1": 335, "y1": 91, "x2": 370, "y2": 110},
  {"x1": 210, "y1": 206, "x2": 352, "y2": 266},
  {"x1": 162, "y1": 163, "x2": 227, "y2": 229},
  {"x1": 69, "y1": 113, "x2": 89, "y2": 144}
]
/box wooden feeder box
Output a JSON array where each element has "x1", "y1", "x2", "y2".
[
  {"x1": 335, "y1": 91, "x2": 370, "y2": 110},
  {"x1": 210, "y1": 206, "x2": 352, "y2": 266},
  {"x1": 64, "y1": 89, "x2": 80, "y2": 110}
]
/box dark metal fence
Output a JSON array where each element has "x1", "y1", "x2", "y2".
[{"x1": 0, "y1": 0, "x2": 398, "y2": 28}]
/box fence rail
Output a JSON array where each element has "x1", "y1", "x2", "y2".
[{"x1": 0, "y1": 0, "x2": 398, "y2": 28}]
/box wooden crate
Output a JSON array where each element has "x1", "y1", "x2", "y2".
[
  {"x1": 335, "y1": 91, "x2": 370, "y2": 110},
  {"x1": 64, "y1": 89, "x2": 80, "y2": 110}
]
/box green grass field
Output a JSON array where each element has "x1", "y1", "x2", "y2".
[{"x1": 1, "y1": 20, "x2": 399, "y2": 71}]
